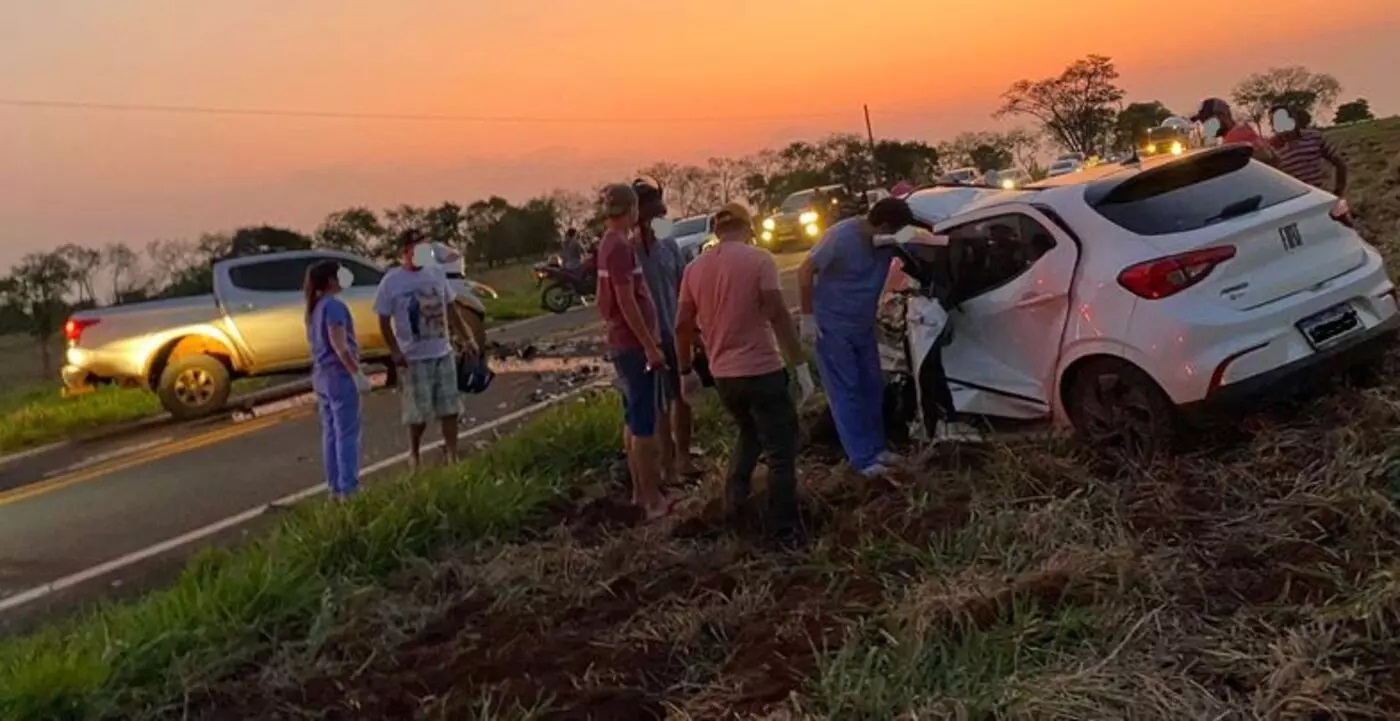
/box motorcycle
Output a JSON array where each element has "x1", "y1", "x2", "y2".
[{"x1": 533, "y1": 254, "x2": 597, "y2": 314}]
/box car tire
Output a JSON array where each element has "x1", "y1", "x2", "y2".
[
  {"x1": 157, "y1": 355, "x2": 232, "y2": 420},
  {"x1": 1065, "y1": 358, "x2": 1177, "y2": 458}
]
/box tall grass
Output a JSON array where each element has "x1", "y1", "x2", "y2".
[
  {"x1": 0, "y1": 394, "x2": 621, "y2": 721},
  {"x1": 0, "y1": 384, "x2": 161, "y2": 454}
]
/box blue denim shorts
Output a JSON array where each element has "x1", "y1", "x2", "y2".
[{"x1": 612, "y1": 348, "x2": 661, "y2": 437}]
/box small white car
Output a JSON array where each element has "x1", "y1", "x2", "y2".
[
  {"x1": 939, "y1": 167, "x2": 982, "y2": 185},
  {"x1": 889, "y1": 144, "x2": 1398, "y2": 453},
  {"x1": 1046, "y1": 157, "x2": 1083, "y2": 177},
  {"x1": 670, "y1": 214, "x2": 716, "y2": 263}
]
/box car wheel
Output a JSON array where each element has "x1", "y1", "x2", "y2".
[
  {"x1": 158, "y1": 355, "x2": 232, "y2": 420},
  {"x1": 1065, "y1": 358, "x2": 1177, "y2": 458},
  {"x1": 541, "y1": 283, "x2": 576, "y2": 314}
]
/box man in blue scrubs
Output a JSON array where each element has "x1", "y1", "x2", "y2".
[{"x1": 797, "y1": 198, "x2": 915, "y2": 477}]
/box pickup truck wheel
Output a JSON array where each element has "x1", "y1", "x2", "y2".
[{"x1": 158, "y1": 355, "x2": 231, "y2": 420}]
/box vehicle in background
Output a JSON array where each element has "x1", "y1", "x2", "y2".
[
  {"x1": 939, "y1": 167, "x2": 981, "y2": 185},
  {"x1": 62, "y1": 250, "x2": 396, "y2": 419},
  {"x1": 882, "y1": 144, "x2": 1397, "y2": 455},
  {"x1": 985, "y1": 168, "x2": 1032, "y2": 189},
  {"x1": 1047, "y1": 157, "x2": 1084, "y2": 177},
  {"x1": 759, "y1": 184, "x2": 853, "y2": 251},
  {"x1": 671, "y1": 214, "x2": 716, "y2": 263},
  {"x1": 1141, "y1": 124, "x2": 1190, "y2": 157},
  {"x1": 533, "y1": 256, "x2": 597, "y2": 314},
  {"x1": 426, "y1": 242, "x2": 494, "y2": 351}
]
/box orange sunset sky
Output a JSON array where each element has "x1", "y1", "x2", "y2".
[{"x1": 2, "y1": 0, "x2": 1398, "y2": 269}]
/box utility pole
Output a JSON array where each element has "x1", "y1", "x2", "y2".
[{"x1": 863, "y1": 104, "x2": 880, "y2": 189}]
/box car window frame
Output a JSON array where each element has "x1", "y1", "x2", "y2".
[{"x1": 942, "y1": 212, "x2": 1059, "y2": 304}]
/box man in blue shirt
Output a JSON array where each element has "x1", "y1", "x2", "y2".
[{"x1": 797, "y1": 198, "x2": 915, "y2": 477}]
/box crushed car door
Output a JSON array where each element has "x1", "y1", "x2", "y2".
[{"x1": 936, "y1": 205, "x2": 1078, "y2": 419}]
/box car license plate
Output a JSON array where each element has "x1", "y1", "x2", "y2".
[
  {"x1": 1297, "y1": 303, "x2": 1360, "y2": 347},
  {"x1": 1279, "y1": 222, "x2": 1304, "y2": 252}
]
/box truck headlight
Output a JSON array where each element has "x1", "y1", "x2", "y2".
[
  {"x1": 762, "y1": 218, "x2": 776, "y2": 231},
  {"x1": 1000, "y1": 178, "x2": 1016, "y2": 189},
  {"x1": 1146, "y1": 143, "x2": 1157, "y2": 154},
  {"x1": 799, "y1": 211, "x2": 818, "y2": 225},
  {"x1": 761, "y1": 230, "x2": 774, "y2": 243},
  {"x1": 804, "y1": 223, "x2": 820, "y2": 237},
  {"x1": 1170, "y1": 141, "x2": 1183, "y2": 156}
]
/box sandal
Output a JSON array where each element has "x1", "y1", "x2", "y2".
[{"x1": 644, "y1": 495, "x2": 682, "y2": 523}]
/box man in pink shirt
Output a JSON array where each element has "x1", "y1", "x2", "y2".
[{"x1": 675, "y1": 203, "x2": 814, "y2": 538}]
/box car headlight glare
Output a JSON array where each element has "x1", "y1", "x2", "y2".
[
  {"x1": 804, "y1": 223, "x2": 820, "y2": 237},
  {"x1": 762, "y1": 218, "x2": 776, "y2": 231},
  {"x1": 1000, "y1": 179, "x2": 1016, "y2": 189},
  {"x1": 799, "y1": 211, "x2": 818, "y2": 225},
  {"x1": 761, "y1": 230, "x2": 773, "y2": 243},
  {"x1": 1146, "y1": 143, "x2": 1157, "y2": 154},
  {"x1": 1170, "y1": 141, "x2": 1184, "y2": 156}
]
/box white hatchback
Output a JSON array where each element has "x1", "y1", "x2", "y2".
[{"x1": 890, "y1": 145, "x2": 1398, "y2": 452}]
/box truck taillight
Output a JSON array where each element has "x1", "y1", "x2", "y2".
[
  {"x1": 1117, "y1": 246, "x2": 1236, "y2": 300},
  {"x1": 64, "y1": 317, "x2": 99, "y2": 343}
]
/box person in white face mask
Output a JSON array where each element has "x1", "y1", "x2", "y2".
[
  {"x1": 304, "y1": 260, "x2": 371, "y2": 500},
  {"x1": 373, "y1": 230, "x2": 477, "y2": 471}
]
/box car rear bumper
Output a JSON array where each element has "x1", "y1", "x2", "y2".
[{"x1": 1182, "y1": 313, "x2": 1399, "y2": 413}]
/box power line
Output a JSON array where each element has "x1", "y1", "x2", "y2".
[{"x1": 0, "y1": 97, "x2": 854, "y2": 125}]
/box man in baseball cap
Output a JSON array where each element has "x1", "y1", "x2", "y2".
[{"x1": 1191, "y1": 97, "x2": 1274, "y2": 161}]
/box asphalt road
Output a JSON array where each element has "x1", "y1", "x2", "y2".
[{"x1": 0, "y1": 258, "x2": 807, "y2": 626}]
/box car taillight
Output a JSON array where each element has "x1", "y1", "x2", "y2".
[
  {"x1": 64, "y1": 317, "x2": 99, "y2": 343},
  {"x1": 1117, "y1": 246, "x2": 1236, "y2": 300}
]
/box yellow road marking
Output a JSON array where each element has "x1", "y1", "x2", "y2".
[{"x1": 0, "y1": 407, "x2": 313, "y2": 508}]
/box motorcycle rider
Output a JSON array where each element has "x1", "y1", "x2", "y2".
[
  {"x1": 798, "y1": 197, "x2": 916, "y2": 478},
  {"x1": 561, "y1": 227, "x2": 584, "y2": 271}
]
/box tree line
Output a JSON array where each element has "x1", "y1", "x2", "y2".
[{"x1": 1, "y1": 54, "x2": 1377, "y2": 371}]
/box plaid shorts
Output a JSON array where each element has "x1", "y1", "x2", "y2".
[{"x1": 399, "y1": 355, "x2": 461, "y2": 425}]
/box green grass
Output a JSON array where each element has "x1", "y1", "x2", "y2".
[
  {"x1": 0, "y1": 384, "x2": 161, "y2": 454},
  {"x1": 0, "y1": 378, "x2": 277, "y2": 455},
  {"x1": 0, "y1": 394, "x2": 621, "y2": 721}
]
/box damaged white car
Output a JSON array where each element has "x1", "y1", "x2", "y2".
[{"x1": 880, "y1": 145, "x2": 1399, "y2": 454}]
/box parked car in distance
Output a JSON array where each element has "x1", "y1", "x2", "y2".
[
  {"x1": 760, "y1": 185, "x2": 852, "y2": 251},
  {"x1": 671, "y1": 214, "x2": 716, "y2": 263},
  {"x1": 62, "y1": 250, "x2": 398, "y2": 419},
  {"x1": 1047, "y1": 157, "x2": 1084, "y2": 177},
  {"x1": 889, "y1": 144, "x2": 1398, "y2": 454},
  {"x1": 939, "y1": 167, "x2": 981, "y2": 185}
]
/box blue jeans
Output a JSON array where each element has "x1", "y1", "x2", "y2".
[
  {"x1": 314, "y1": 369, "x2": 362, "y2": 496},
  {"x1": 815, "y1": 327, "x2": 886, "y2": 470}
]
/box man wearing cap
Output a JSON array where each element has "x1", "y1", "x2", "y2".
[
  {"x1": 374, "y1": 229, "x2": 476, "y2": 471},
  {"x1": 631, "y1": 178, "x2": 695, "y2": 479},
  {"x1": 676, "y1": 203, "x2": 814, "y2": 537},
  {"x1": 797, "y1": 198, "x2": 914, "y2": 478},
  {"x1": 596, "y1": 183, "x2": 671, "y2": 520},
  {"x1": 1191, "y1": 97, "x2": 1276, "y2": 163}
]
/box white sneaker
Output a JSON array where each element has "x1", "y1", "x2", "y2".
[
  {"x1": 877, "y1": 451, "x2": 906, "y2": 466},
  {"x1": 859, "y1": 463, "x2": 892, "y2": 478}
]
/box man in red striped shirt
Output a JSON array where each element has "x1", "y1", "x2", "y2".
[{"x1": 1269, "y1": 107, "x2": 1351, "y2": 223}]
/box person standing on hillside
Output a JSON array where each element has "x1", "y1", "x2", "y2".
[
  {"x1": 374, "y1": 230, "x2": 477, "y2": 472},
  {"x1": 797, "y1": 198, "x2": 915, "y2": 478},
  {"x1": 1191, "y1": 97, "x2": 1277, "y2": 164},
  {"x1": 1269, "y1": 107, "x2": 1354, "y2": 225},
  {"x1": 632, "y1": 178, "x2": 696, "y2": 478},
  {"x1": 596, "y1": 183, "x2": 673, "y2": 520},
  {"x1": 676, "y1": 203, "x2": 814, "y2": 537}
]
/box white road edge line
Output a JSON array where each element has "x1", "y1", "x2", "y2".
[{"x1": 0, "y1": 379, "x2": 611, "y2": 615}]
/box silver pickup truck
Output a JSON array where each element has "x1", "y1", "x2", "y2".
[{"x1": 61, "y1": 248, "x2": 491, "y2": 419}]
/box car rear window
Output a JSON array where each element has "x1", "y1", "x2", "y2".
[{"x1": 1088, "y1": 147, "x2": 1311, "y2": 236}]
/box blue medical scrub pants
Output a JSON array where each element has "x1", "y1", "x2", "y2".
[
  {"x1": 815, "y1": 326, "x2": 886, "y2": 471},
  {"x1": 314, "y1": 368, "x2": 362, "y2": 496}
]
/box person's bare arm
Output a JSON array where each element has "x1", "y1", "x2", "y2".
[
  {"x1": 763, "y1": 289, "x2": 804, "y2": 365},
  {"x1": 328, "y1": 325, "x2": 361, "y2": 375},
  {"x1": 378, "y1": 316, "x2": 404, "y2": 365},
  {"x1": 797, "y1": 256, "x2": 816, "y2": 315},
  {"x1": 615, "y1": 291, "x2": 663, "y2": 361},
  {"x1": 676, "y1": 299, "x2": 698, "y2": 373},
  {"x1": 447, "y1": 303, "x2": 478, "y2": 357}
]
